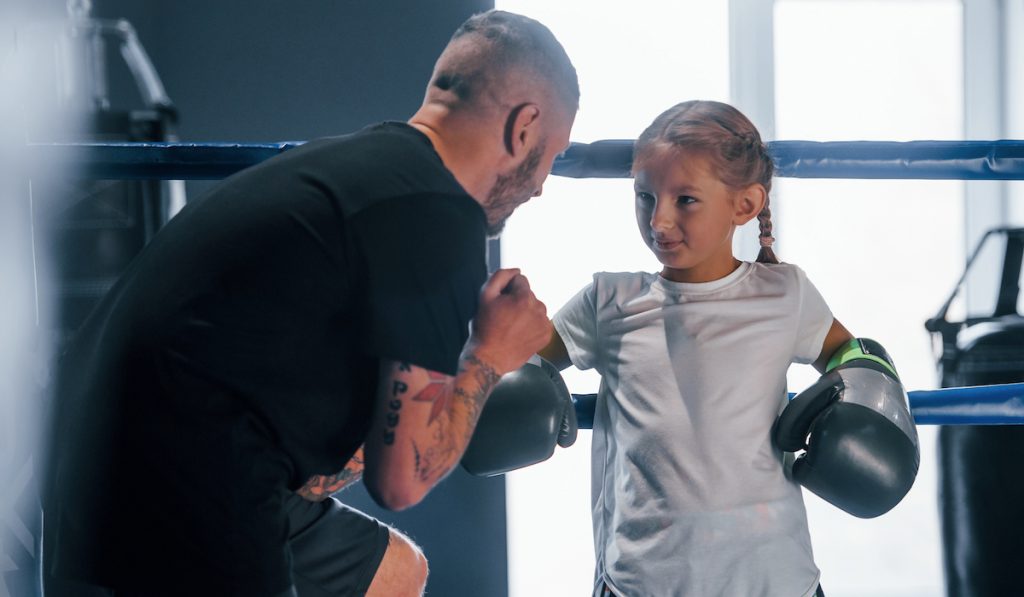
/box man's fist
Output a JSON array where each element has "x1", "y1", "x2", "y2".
[{"x1": 469, "y1": 269, "x2": 549, "y2": 375}]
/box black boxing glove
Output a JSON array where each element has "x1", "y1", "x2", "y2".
[
  {"x1": 773, "y1": 338, "x2": 920, "y2": 518},
  {"x1": 461, "y1": 355, "x2": 578, "y2": 477}
]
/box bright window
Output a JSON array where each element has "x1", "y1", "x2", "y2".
[
  {"x1": 775, "y1": 2, "x2": 961, "y2": 595},
  {"x1": 499, "y1": 1, "x2": 962, "y2": 596}
]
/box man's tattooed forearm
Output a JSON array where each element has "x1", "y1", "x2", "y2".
[
  {"x1": 447, "y1": 353, "x2": 502, "y2": 452},
  {"x1": 384, "y1": 357, "x2": 501, "y2": 485},
  {"x1": 454, "y1": 386, "x2": 487, "y2": 445},
  {"x1": 463, "y1": 353, "x2": 501, "y2": 390},
  {"x1": 412, "y1": 370, "x2": 454, "y2": 425},
  {"x1": 458, "y1": 353, "x2": 501, "y2": 427},
  {"x1": 296, "y1": 469, "x2": 358, "y2": 501},
  {"x1": 412, "y1": 420, "x2": 458, "y2": 484},
  {"x1": 296, "y1": 452, "x2": 365, "y2": 501}
]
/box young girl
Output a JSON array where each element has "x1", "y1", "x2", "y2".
[{"x1": 540, "y1": 100, "x2": 854, "y2": 596}]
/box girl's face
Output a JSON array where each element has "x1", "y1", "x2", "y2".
[{"x1": 634, "y1": 148, "x2": 747, "y2": 283}]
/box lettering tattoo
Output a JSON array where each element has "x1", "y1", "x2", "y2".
[{"x1": 384, "y1": 371, "x2": 408, "y2": 446}]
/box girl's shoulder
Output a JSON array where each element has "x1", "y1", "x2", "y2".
[
  {"x1": 738, "y1": 261, "x2": 818, "y2": 297},
  {"x1": 582, "y1": 271, "x2": 660, "y2": 307},
  {"x1": 747, "y1": 260, "x2": 808, "y2": 281}
]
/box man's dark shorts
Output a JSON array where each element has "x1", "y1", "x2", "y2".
[
  {"x1": 47, "y1": 491, "x2": 389, "y2": 597},
  {"x1": 283, "y1": 490, "x2": 391, "y2": 597}
]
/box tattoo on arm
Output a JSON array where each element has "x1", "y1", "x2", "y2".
[
  {"x1": 412, "y1": 418, "x2": 455, "y2": 483},
  {"x1": 296, "y1": 451, "x2": 365, "y2": 501},
  {"x1": 383, "y1": 369, "x2": 408, "y2": 446},
  {"x1": 454, "y1": 354, "x2": 501, "y2": 449},
  {"x1": 464, "y1": 353, "x2": 501, "y2": 388},
  {"x1": 407, "y1": 353, "x2": 503, "y2": 484},
  {"x1": 412, "y1": 370, "x2": 455, "y2": 424}
]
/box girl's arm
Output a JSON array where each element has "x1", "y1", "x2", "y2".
[
  {"x1": 812, "y1": 318, "x2": 854, "y2": 373},
  {"x1": 538, "y1": 324, "x2": 571, "y2": 370}
]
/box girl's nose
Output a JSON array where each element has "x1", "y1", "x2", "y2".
[{"x1": 650, "y1": 199, "x2": 673, "y2": 231}]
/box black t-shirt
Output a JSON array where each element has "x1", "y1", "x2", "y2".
[
  {"x1": 54, "y1": 121, "x2": 488, "y2": 487},
  {"x1": 45, "y1": 122, "x2": 488, "y2": 591}
]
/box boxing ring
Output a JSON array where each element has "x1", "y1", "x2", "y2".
[
  {"x1": 26, "y1": 139, "x2": 1024, "y2": 181},
  {"x1": 26, "y1": 138, "x2": 1024, "y2": 428}
]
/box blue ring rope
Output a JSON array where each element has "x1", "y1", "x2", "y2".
[
  {"x1": 553, "y1": 139, "x2": 1024, "y2": 180},
  {"x1": 571, "y1": 382, "x2": 1024, "y2": 429},
  {"x1": 26, "y1": 139, "x2": 1024, "y2": 181}
]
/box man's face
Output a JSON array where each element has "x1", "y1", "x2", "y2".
[{"x1": 483, "y1": 112, "x2": 574, "y2": 237}]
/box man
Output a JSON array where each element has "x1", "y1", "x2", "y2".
[{"x1": 43, "y1": 10, "x2": 578, "y2": 597}]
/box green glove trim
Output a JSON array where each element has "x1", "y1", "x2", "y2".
[{"x1": 825, "y1": 338, "x2": 899, "y2": 379}]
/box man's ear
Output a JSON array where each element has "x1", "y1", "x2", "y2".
[
  {"x1": 733, "y1": 183, "x2": 767, "y2": 225},
  {"x1": 503, "y1": 102, "x2": 541, "y2": 157}
]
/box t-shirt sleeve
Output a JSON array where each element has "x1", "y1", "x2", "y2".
[
  {"x1": 353, "y1": 193, "x2": 487, "y2": 375},
  {"x1": 792, "y1": 265, "x2": 834, "y2": 364},
  {"x1": 552, "y1": 276, "x2": 601, "y2": 371}
]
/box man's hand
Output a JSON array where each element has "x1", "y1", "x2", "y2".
[{"x1": 469, "y1": 268, "x2": 550, "y2": 375}]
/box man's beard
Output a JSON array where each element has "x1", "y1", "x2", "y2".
[{"x1": 484, "y1": 143, "x2": 545, "y2": 237}]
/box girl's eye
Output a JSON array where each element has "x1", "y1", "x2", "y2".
[
  {"x1": 635, "y1": 192, "x2": 655, "y2": 203},
  {"x1": 677, "y1": 195, "x2": 697, "y2": 205}
]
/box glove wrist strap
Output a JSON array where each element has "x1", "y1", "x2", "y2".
[{"x1": 826, "y1": 338, "x2": 899, "y2": 379}]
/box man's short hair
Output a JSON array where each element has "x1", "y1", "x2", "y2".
[{"x1": 433, "y1": 10, "x2": 579, "y2": 114}]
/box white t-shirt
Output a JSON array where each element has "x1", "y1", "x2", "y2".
[{"x1": 553, "y1": 262, "x2": 834, "y2": 597}]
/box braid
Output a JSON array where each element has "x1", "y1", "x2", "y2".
[
  {"x1": 754, "y1": 139, "x2": 778, "y2": 264},
  {"x1": 756, "y1": 196, "x2": 780, "y2": 264}
]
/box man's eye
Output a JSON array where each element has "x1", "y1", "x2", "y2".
[
  {"x1": 677, "y1": 195, "x2": 697, "y2": 205},
  {"x1": 635, "y1": 192, "x2": 654, "y2": 203}
]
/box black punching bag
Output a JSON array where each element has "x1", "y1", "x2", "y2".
[{"x1": 930, "y1": 228, "x2": 1024, "y2": 597}]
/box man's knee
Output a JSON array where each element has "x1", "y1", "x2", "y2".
[
  {"x1": 367, "y1": 528, "x2": 428, "y2": 597},
  {"x1": 390, "y1": 528, "x2": 429, "y2": 586}
]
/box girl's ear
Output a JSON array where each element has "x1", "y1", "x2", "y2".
[{"x1": 733, "y1": 183, "x2": 767, "y2": 225}]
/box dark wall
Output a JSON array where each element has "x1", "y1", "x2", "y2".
[
  {"x1": 90, "y1": 2, "x2": 507, "y2": 596},
  {"x1": 96, "y1": 0, "x2": 487, "y2": 139}
]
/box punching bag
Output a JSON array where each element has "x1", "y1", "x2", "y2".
[{"x1": 929, "y1": 228, "x2": 1024, "y2": 597}]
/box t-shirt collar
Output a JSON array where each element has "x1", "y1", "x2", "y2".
[{"x1": 653, "y1": 261, "x2": 752, "y2": 295}]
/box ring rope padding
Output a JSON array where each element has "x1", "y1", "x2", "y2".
[{"x1": 25, "y1": 139, "x2": 1024, "y2": 181}]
